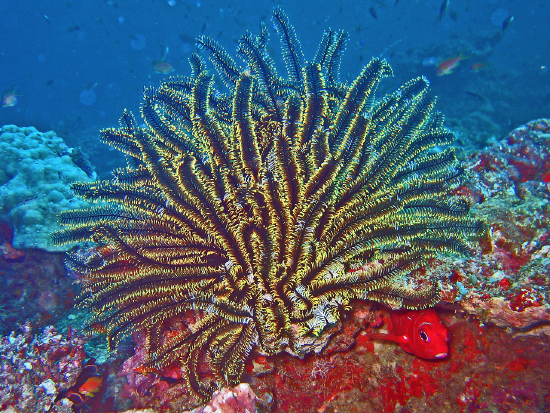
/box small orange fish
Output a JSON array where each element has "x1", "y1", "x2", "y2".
[
  {"x1": 2, "y1": 86, "x2": 20, "y2": 107},
  {"x1": 152, "y1": 46, "x2": 175, "y2": 74},
  {"x1": 470, "y1": 62, "x2": 486, "y2": 72},
  {"x1": 152, "y1": 60, "x2": 175, "y2": 74},
  {"x1": 78, "y1": 376, "x2": 102, "y2": 397},
  {"x1": 368, "y1": 309, "x2": 449, "y2": 359},
  {"x1": 133, "y1": 365, "x2": 157, "y2": 374},
  {"x1": 436, "y1": 53, "x2": 468, "y2": 76}
]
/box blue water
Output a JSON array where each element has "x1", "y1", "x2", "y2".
[{"x1": 1, "y1": 0, "x2": 549, "y2": 174}]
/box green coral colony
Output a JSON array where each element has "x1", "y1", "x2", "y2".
[{"x1": 54, "y1": 10, "x2": 479, "y2": 397}]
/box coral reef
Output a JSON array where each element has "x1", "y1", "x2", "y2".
[
  {"x1": 0, "y1": 223, "x2": 79, "y2": 336},
  {"x1": 117, "y1": 410, "x2": 157, "y2": 413},
  {"x1": 0, "y1": 125, "x2": 94, "y2": 252},
  {"x1": 248, "y1": 303, "x2": 550, "y2": 413},
  {"x1": 0, "y1": 4, "x2": 546, "y2": 410},
  {"x1": 430, "y1": 119, "x2": 550, "y2": 332},
  {"x1": 0, "y1": 77, "x2": 546, "y2": 413},
  {"x1": 115, "y1": 332, "x2": 258, "y2": 412},
  {"x1": 183, "y1": 383, "x2": 257, "y2": 413},
  {"x1": 53, "y1": 8, "x2": 478, "y2": 400},
  {"x1": 116, "y1": 329, "x2": 196, "y2": 411},
  {"x1": 96, "y1": 118, "x2": 550, "y2": 412},
  {"x1": 0, "y1": 324, "x2": 87, "y2": 412}
]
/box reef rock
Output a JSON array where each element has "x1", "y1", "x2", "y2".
[
  {"x1": 433, "y1": 119, "x2": 550, "y2": 333},
  {"x1": 0, "y1": 323, "x2": 87, "y2": 412},
  {"x1": 183, "y1": 383, "x2": 257, "y2": 413}
]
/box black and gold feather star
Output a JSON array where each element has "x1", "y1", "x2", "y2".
[{"x1": 54, "y1": 9, "x2": 480, "y2": 398}]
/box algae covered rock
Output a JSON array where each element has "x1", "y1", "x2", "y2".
[{"x1": 0, "y1": 125, "x2": 94, "y2": 251}]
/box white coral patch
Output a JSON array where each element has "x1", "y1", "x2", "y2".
[{"x1": 39, "y1": 379, "x2": 57, "y2": 395}]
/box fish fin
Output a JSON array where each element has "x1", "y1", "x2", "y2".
[
  {"x1": 161, "y1": 46, "x2": 169, "y2": 61},
  {"x1": 367, "y1": 332, "x2": 407, "y2": 344},
  {"x1": 66, "y1": 390, "x2": 85, "y2": 404}
]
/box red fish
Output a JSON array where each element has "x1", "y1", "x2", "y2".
[
  {"x1": 368, "y1": 309, "x2": 449, "y2": 359},
  {"x1": 436, "y1": 53, "x2": 468, "y2": 76},
  {"x1": 78, "y1": 376, "x2": 102, "y2": 397}
]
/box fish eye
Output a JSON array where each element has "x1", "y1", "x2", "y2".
[{"x1": 420, "y1": 330, "x2": 429, "y2": 342}]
